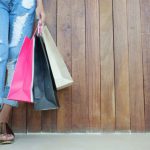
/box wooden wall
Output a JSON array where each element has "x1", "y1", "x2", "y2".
[{"x1": 10, "y1": 0, "x2": 150, "y2": 132}]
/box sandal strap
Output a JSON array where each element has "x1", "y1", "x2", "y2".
[{"x1": 0, "y1": 122, "x2": 15, "y2": 136}]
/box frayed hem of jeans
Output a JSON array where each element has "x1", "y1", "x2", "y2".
[{"x1": 0, "y1": 98, "x2": 19, "y2": 109}]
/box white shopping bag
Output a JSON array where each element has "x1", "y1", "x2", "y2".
[{"x1": 42, "y1": 25, "x2": 74, "y2": 90}]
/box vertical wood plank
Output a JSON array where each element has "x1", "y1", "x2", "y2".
[
  {"x1": 100, "y1": 0, "x2": 115, "y2": 131},
  {"x1": 142, "y1": 34, "x2": 150, "y2": 131},
  {"x1": 85, "y1": 0, "x2": 101, "y2": 131},
  {"x1": 41, "y1": 0, "x2": 58, "y2": 132},
  {"x1": 141, "y1": 0, "x2": 150, "y2": 131},
  {"x1": 140, "y1": 0, "x2": 150, "y2": 33},
  {"x1": 127, "y1": 0, "x2": 145, "y2": 132},
  {"x1": 113, "y1": 0, "x2": 130, "y2": 130},
  {"x1": 12, "y1": 103, "x2": 27, "y2": 132},
  {"x1": 27, "y1": 104, "x2": 41, "y2": 132},
  {"x1": 71, "y1": 0, "x2": 89, "y2": 132},
  {"x1": 57, "y1": 0, "x2": 72, "y2": 132}
]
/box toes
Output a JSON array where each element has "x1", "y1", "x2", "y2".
[
  {"x1": 7, "y1": 134, "x2": 14, "y2": 140},
  {"x1": 0, "y1": 134, "x2": 14, "y2": 141},
  {"x1": 0, "y1": 134, "x2": 7, "y2": 140}
]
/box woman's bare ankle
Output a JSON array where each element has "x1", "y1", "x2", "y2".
[{"x1": 0, "y1": 104, "x2": 12, "y2": 123}]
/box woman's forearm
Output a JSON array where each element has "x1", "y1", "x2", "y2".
[{"x1": 37, "y1": 0, "x2": 43, "y2": 7}]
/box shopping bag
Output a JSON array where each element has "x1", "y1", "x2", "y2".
[
  {"x1": 42, "y1": 25, "x2": 74, "y2": 90},
  {"x1": 7, "y1": 35, "x2": 35, "y2": 103},
  {"x1": 33, "y1": 35, "x2": 60, "y2": 110}
]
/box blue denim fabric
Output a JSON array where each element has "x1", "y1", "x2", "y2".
[{"x1": 0, "y1": 0, "x2": 36, "y2": 109}]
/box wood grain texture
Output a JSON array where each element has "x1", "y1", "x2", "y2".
[
  {"x1": 41, "y1": 0, "x2": 57, "y2": 132},
  {"x1": 100, "y1": 0, "x2": 115, "y2": 131},
  {"x1": 142, "y1": 34, "x2": 150, "y2": 131},
  {"x1": 57, "y1": 0, "x2": 72, "y2": 132},
  {"x1": 27, "y1": 104, "x2": 41, "y2": 132},
  {"x1": 140, "y1": 0, "x2": 150, "y2": 34},
  {"x1": 71, "y1": 0, "x2": 89, "y2": 132},
  {"x1": 85, "y1": 0, "x2": 101, "y2": 131},
  {"x1": 113, "y1": 0, "x2": 130, "y2": 130},
  {"x1": 127, "y1": 0, "x2": 145, "y2": 132},
  {"x1": 141, "y1": 0, "x2": 150, "y2": 131},
  {"x1": 9, "y1": 0, "x2": 150, "y2": 132},
  {"x1": 12, "y1": 103, "x2": 27, "y2": 133}
]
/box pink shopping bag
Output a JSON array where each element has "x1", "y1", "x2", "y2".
[{"x1": 7, "y1": 34, "x2": 35, "y2": 103}]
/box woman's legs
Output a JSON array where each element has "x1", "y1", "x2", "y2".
[
  {"x1": 3, "y1": 0, "x2": 37, "y2": 106},
  {"x1": 0, "y1": 1, "x2": 9, "y2": 110},
  {"x1": 0, "y1": 104, "x2": 14, "y2": 141},
  {"x1": 0, "y1": 104, "x2": 12, "y2": 123},
  {"x1": 0, "y1": 0, "x2": 36, "y2": 108},
  {"x1": 0, "y1": 0, "x2": 36, "y2": 142},
  {"x1": 0, "y1": 0, "x2": 37, "y2": 109},
  {"x1": 0, "y1": 1, "x2": 14, "y2": 141}
]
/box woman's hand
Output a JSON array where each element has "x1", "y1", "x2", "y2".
[{"x1": 36, "y1": 0, "x2": 46, "y2": 26}]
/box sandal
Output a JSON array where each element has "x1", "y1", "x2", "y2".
[{"x1": 0, "y1": 122, "x2": 15, "y2": 144}]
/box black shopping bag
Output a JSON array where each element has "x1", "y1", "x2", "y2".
[{"x1": 33, "y1": 35, "x2": 60, "y2": 110}]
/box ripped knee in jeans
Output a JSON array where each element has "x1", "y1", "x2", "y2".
[
  {"x1": 9, "y1": 14, "x2": 29, "y2": 48},
  {"x1": 21, "y1": 0, "x2": 35, "y2": 9},
  {"x1": 5, "y1": 59, "x2": 17, "y2": 86}
]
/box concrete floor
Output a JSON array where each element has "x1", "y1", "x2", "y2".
[{"x1": 1, "y1": 133, "x2": 150, "y2": 150}]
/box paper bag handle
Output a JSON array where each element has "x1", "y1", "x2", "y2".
[{"x1": 31, "y1": 20, "x2": 42, "y2": 39}]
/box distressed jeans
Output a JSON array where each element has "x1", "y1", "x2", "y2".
[{"x1": 0, "y1": 0, "x2": 36, "y2": 109}]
